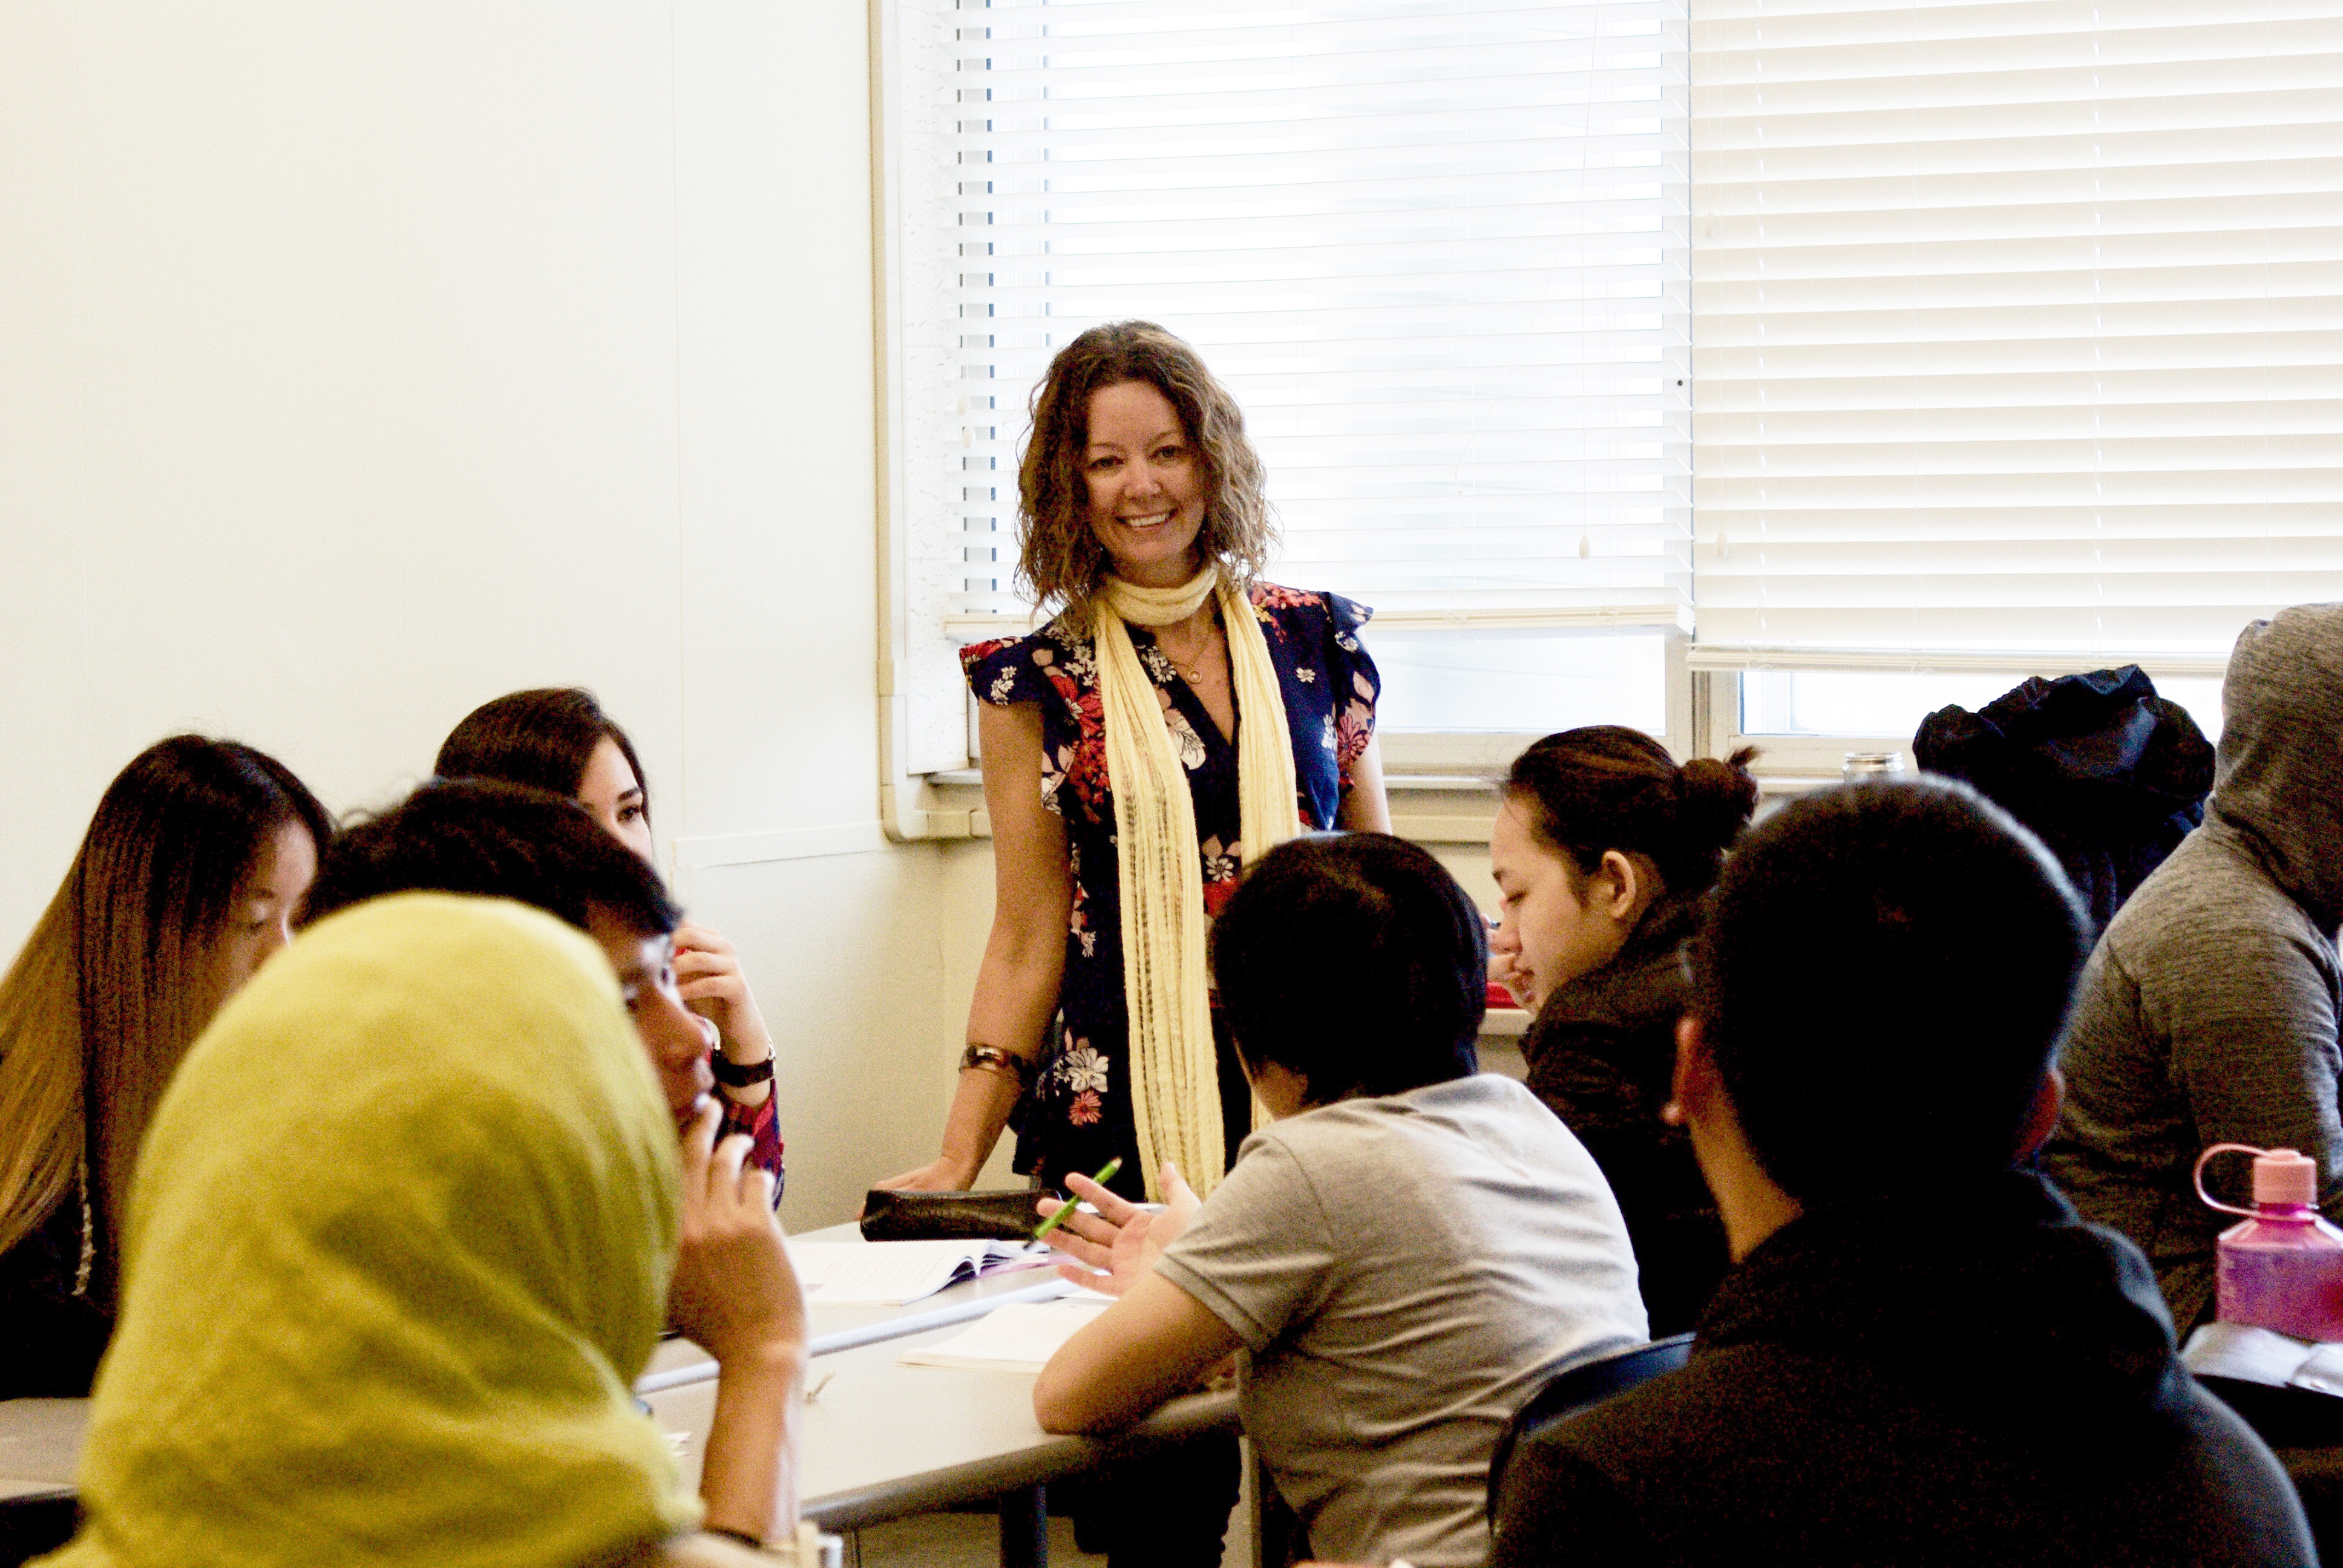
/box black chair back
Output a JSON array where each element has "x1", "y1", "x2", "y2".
[
  {"x1": 0, "y1": 1491, "x2": 77, "y2": 1568},
  {"x1": 1487, "y1": 1332, "x2": 1695, "y2": 1520}
]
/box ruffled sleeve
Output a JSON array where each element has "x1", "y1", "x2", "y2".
[{"x1": 962, "y1": 634, "x2": 1053, "y2": 707}]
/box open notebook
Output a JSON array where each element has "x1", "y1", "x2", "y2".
[
  {"x1": 787, "y1": 1239, "x2": 1042, "y2": 1306},
  {"x1": 896, "y1": 1296, "x2": 1115, "y2": 1373}
]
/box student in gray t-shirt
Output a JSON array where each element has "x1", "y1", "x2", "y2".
[{"x1": 1033, "y1": 834, "x2": 1648, "y2": 1568}]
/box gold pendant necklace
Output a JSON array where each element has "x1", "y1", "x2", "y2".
[{"x1": 1160, "y1": 622, "x2": 1216, "y2": 684}]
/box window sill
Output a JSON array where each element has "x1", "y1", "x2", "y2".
[{"x1": 911, "y1": 771, "x2": 1504, "y2": 843}]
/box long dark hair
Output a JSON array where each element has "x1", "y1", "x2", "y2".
[
  {"x1": 0, "y1": 736, "x2": 331, "y2": 1302},
  {"x1": 435, "y1": 688, "x2": 651, "y2": 828},
  {"x1": 1017, "y1": 321, "x2": 1274, "y2": 623},
  {"x1": 1503, "y1": 727, "x2": 1760, "y2": 900}
]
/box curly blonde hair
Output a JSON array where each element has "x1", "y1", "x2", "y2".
[{"x1": 1016, "y1": 321, "x2": 1275, "y2": 623}]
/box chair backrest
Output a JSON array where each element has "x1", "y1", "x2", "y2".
[
  {"x1": 0, "y1": 1490, "x2": 79, "y2": 1568},
  {"x1": 1487, "y1": 1333, "x2": 1696, "y2": 1520}
]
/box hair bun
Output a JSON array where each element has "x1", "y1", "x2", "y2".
[{"x1": 1676, "y1": 746, "x2": 1761, "y2": 851}]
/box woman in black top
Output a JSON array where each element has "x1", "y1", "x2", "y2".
[
  {"x1": 0, "y1": 736, "x2": 329, "y2": 1397},
  {"x1": 1488, "y1": 727, "x2": 1755, "y2": 1334}
]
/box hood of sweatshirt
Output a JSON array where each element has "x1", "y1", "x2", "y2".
[
  {"x1": 2208, "y1": 604, "x2": 2343, "y2": 933},
  {"x1": 1696, "y1": 1170, "x2": 2186, "y2": 1425}
]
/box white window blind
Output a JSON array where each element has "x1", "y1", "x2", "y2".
[
  {"x1": 899, "y1": 0, "x2": 1693, "y2": 662},
  {"x1": 1689, "y1": 0, "x2": 2343, "y2": 665}
]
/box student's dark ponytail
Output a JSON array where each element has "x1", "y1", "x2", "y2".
[{"x1": 1502, "y1": 727, "x2": 1759, "y2": 898}]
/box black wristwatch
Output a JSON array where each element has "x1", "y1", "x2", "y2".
[{"x1": 710, "y1": 1051, "x2": 776, "y2": 1089}]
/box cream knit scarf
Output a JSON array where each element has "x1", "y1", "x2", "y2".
[{"x1": 1094, "y1": 564, "x2": 1301, "y2": 1200}]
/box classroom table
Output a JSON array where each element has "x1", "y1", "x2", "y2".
[
  {"x1": 644, "y1": 1318, "x2": 1239, "y2": 1568},
  {"x1": 0, "y1": 1224, "x2": 1156, "y2": 1568},
  {"x1": 0, "y1": 1224, "x2": 1074, "y2": 1475},
  {"x1": 637, "y1": 1221, "x2": 1079, "y2": 1393},
  {"x1": 0, "y1": 1400, "x2": 79, "y2": 1498}
]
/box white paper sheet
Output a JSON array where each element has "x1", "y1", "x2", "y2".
[
  {"x1": 788, "y1": 1240, "x2": 1035, "y2": 1305},
  {"x1": 896, "y1": 1299, "x2": 1114, "y2": 1373},
  {"x1": 2180, "y1": 1321, "x2": 2343, "y2": 1396}
]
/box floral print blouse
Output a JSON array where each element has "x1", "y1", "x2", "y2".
[{"x1": 961, "y1": 583, "x2": 1380, "y2": 1200}]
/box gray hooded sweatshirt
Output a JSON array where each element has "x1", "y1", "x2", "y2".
[{"x1": 2044, "y1": 604, "x2": 2343, "y2": 1332}]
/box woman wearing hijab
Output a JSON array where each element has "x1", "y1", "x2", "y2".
[{"x1": 38, "y1": 892, "x2": 810, "y2": 1567}]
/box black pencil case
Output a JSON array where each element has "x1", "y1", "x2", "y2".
[{"x1": 858, "y1": 1187, "x2": 1061, "y2": 1243}]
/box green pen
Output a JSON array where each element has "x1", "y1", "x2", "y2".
[{"x1": 1032, "y1": 1157, "x2": 1122, "y2": 1243}]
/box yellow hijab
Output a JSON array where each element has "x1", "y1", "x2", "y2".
[{"x1": 41, "y1": 892, "x2": 696, "y2": 1568}]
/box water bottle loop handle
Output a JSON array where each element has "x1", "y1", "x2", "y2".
[{"x1": 2195, "y1": 1143, "x2": 2270, "y2": 1220}]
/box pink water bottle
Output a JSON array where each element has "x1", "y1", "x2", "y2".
[{"x1": 2197, "y1": 1143, "x2": 2343, "y2": 1342}]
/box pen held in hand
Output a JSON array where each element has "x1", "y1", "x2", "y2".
[{"x1": 1031, "y1": 1157, "x2": 1121, "y2": 1243}]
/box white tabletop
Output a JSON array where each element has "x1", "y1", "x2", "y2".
[
  {"x1": 637, "y1": 1221, "x2": 1080, "y2": 1393},
  {"x1": 0, "y1": 1223, "x2": 1113, "y2": 1517},
  {"x1": 0, "y1": 1397, "x2": 85, "y2": 1492},
  {"x1": 644, "y1": 1318, "x2": 1237, "y2": 1532}
]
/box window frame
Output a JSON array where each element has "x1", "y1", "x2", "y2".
[
  {"x1": 874, "y1": 0, "x2": 1699, "y2": 839},
  {"x1": 1697, "y1": 652, "x2": 2234, "y2": 784}
]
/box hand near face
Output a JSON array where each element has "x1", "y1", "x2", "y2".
[
  {"x1": 1035, "y1": 1163, "x2": 1201, "y2": 1296},
  {"x1": 1485, "y1": 913, "x2": 1530, "y2": 1009},
  {"x1": 673, "y1": 921, "x2": 775, "y2": 1066},
  {"x1": 667, "y1": 1102, "x2": 804, "y2": 1367}
]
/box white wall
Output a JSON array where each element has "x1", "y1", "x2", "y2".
[{"x1": 0, "y1": 2, "x2": 965, "y2": 1228}]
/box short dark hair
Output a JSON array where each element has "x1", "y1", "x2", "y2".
[
  {"x1": 302, "y1": 779, "x2": 679, "y2": 938},
  {"x1": 1211, "y1": 834, "x2": 1485, "y2": 1104},
  {"x1": 435, "y1": 688, "x2": 652, "y2": 827},
  {"x1": 1693, "y1": 779, "x2": 2089, "y2": 1203}
]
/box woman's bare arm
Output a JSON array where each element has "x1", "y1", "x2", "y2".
[
  {"x1": 1338, "y1": 734, "x2": 1391, "y2": 833},
  {"x1": 875, "y1": 701, "x2": 1073, "y2": 1192}
]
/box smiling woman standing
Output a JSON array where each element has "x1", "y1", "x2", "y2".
[{"x1": 880, "y1": 320, "x2": 1388, "y2": 1216}]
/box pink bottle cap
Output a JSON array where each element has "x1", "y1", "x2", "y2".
[{"x1": 2255, "y1": 1148, "x2": 2318, "y2": 1207}]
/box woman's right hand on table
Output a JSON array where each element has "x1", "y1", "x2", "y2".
[
  {"x1": 877, "y1": 704, "x2": 1067, "y2": 1216},
  {"x1": 870, "y1": 1155, "x2": 981, "y2": 1195}
]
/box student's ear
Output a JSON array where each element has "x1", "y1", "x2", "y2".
[
  {"x1": 1665, "y1": 1013, "x2": 1720, "y2": 1128},
  {"x1": 1596, "y1": 849, "x2": 1643, "y2": 921},
  {"x1": 2014, "y1": 1065, "x2": 2065, "y2": 1160}
]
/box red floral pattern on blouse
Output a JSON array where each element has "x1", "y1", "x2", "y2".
[{"x1": 957, "y1": 583, "x2": 1378, "y2": 1200}]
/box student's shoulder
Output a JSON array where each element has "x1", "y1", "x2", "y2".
[
  {"x1": 2103, "y1": 830, "x2": 2330, "y2": 968},
  {"x1": 1273, "y1": 1076, "x2": 1558, "y2": 1144},
  {"x1": 1259, "y1": 1079, "x2": 1577, "y2": 1194},
  {"x1": 1491, "y1": 1434, "x2": 1653, "y2": 1568},
  {"x1": 1494, "y1": 1358, "x2": 1731, "y2": 1566},
  {"x1": 1421, "y1": 1073, "x2": 1611, "y2": 1161}
]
